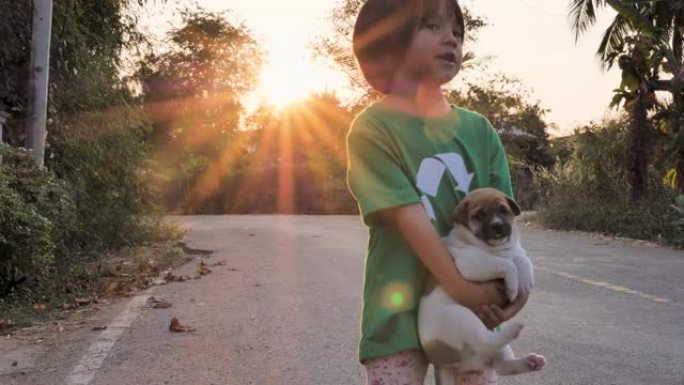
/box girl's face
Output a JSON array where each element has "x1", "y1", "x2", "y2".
[{"x1": 394, "y1": 1, "x2": 464, "y2": 88}]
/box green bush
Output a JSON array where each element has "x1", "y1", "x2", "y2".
[
  {"x1": 0, "y1": 0, "x2": 185, "y2": 308},
  {"x1": 534, "y1": 120, "x2": 681, "y2": 246},
  {"x1": 0, "y1": 106, "x2": 172, "y2": 302},
  {"x1": 48, "y1": 107, "x2": 158, "y2": 255},
  {"x1": 670, "y1": 195, "x2": 684, "y2": 245},
  {"x1": 509, "y1": 160, "x2": 537, "y2": 211},
  {"x1": 0, "y1": 144, "x2": 75, "y2": 296}
]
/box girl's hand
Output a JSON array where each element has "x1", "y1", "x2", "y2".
[
  {"x1": 452, "y1": 279, "x2": 507, "y2": 315},
  {"x1": 477, "y1": 291, "x2": 529, "y2": 330}
]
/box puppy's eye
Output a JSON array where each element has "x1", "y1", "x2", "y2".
[
  {"x1": 471, "y1": 209, "x2": 485, "y2": 220},
  {"x1": 498, "y1": 204, "x2": 510, "y2": 214}
]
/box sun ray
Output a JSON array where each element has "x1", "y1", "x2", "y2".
[
  {"x1": 270, "y1": 98, "x2": 351, "y2": 213},
  {"x1": 229, "y1": 112, "x2": 279, "y2": 212},
  {"x1": 298, "y1": 99, "x2": 348, "y2": 165},
  {"x1": 144, "y1": 91, "x2": 240, "y2": 149},
  {"x1": 183, "y1": 129, "x2": 253, "y2": 211},
  {"x1": 277, "y1": 110, "x2": 296, "y2": 213}
]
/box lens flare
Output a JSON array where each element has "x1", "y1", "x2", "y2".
[
  {"x1": 381, "y1": 282, "x2": 412, "y2": 311},
  {"x1": 390, "y1": 292, "x2": 405, "y2": 307}
]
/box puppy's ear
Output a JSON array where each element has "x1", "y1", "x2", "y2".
[
  {"x1": 453, "y1": 199, "x2": 469, "y2": 226},
  {"x1": 507, "y1": 196, "x2": 521, "y2": 216}
]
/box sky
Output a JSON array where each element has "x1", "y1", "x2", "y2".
[
  {"x1": 464, "y1": 0, "x2": 621, "y2": 135},
  {"x1": 147, "y1": 0, "x2": 623, "y2": 136}
]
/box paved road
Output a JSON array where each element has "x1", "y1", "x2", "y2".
[{"x1": 1, "y1": 215, "x2": 683, "y2": 385}]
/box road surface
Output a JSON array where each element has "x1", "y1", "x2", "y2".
[{"x1": 1, "y1": 215, "x2": 683, "y2": 385}]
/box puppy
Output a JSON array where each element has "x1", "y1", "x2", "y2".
[{"x1": 418, "y1": 188, "x2": 546, "y2": 384}]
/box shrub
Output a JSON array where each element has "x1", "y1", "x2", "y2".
[
  {"x1": 0, "y1": 144, "x2": 75, "y2": 297},
  {"x1": 533, "y1": 120, "x2": 681, "y2": 245},
  {"x1": 670, "y1": 195, "x2": 684, "y2": 246},
  {"x1": 47, "y1": 107, "x2": 157, "y2": 255}
]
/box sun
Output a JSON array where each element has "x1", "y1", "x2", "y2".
[
  {"x1": 254, "y1": 38, "x2": 340, "y2": 110},
  {"x1": 257, "y1": 63, "x2": 315, "y2": 108}
]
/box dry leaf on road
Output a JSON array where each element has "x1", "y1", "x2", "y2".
[
  {"x1": 164, "y1": 271, "x2": 190, "y2": 282},
  {"x1": 147, "y1": 296, "x2": 172, "y2": 309},
  {"x1": 196, "y1": 259, "x2": 212, "y2": 276},
  {"x1": 169, "y1": 317, "x2": 195, "y2": 332}
]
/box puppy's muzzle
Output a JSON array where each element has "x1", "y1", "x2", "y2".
[{"x1": 483, "y1": 222, "x2": 511, "y2": 242}]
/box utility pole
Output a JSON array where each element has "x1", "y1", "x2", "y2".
[
  {"x1": 26, "y1": 0, "x2": 53, "y2": 167},
  {"x1": 0, "y1": 111, "x2": 9, "y2": 165},
  {"x1": 0, "y1": 111, "x2": 8, "y2": 144}
]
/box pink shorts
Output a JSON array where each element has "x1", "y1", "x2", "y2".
[{"x1": 363, "y1": 349, "x2": 497, "y2": 385}]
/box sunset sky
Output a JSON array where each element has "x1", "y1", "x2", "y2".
[{"x1": 147, "y1": 0, "x2": 623, "y2": 136}]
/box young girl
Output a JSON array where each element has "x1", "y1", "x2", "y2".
[{"x1": 346, "y1": 1, "x2": 529, "y2": 384}]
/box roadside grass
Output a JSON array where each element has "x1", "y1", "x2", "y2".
[{"x1": 0, "y1": 223, "x2": 199, "y2": 333}]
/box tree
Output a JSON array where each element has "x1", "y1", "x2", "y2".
[
  {"x1": 0, "y1": 0, "x2": 171, "y2": 293},
  {"x1": 0, "y1": 0, "x2": 156, "y2": 145},
  {"x1": 138, "y1": 7, "x2": 264, "y2": 211},
  {"x1": 446, "y1": 75, "x2": 555, "y2": 208},
  {"x1": 447, "y1": 75, "x2": 553, "y2": 166},
  {"x1": 236, "y1": 92, "x2": 355, "y2": 214},
  {"x1": 569, "y1": 0, "x2": 684, "y2": 196},
  {"x1": 140, "y1": 8, "x2": 263, "y2": 151}
]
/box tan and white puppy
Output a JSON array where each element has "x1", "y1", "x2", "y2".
[{"x1": 418, "y1": 188, "x2": 546, "y2": 384}]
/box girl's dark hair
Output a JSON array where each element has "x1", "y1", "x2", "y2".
[{"x1": 352, "y1": 0, "x2": 465, "y2": 94}]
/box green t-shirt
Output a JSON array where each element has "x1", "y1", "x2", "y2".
[{"x1": 346, "y1": 103, "x2": 514, "y2": 363}]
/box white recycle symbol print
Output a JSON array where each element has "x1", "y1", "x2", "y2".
[{"x1": 416, "y1": 153, "x2": 474, "y2": 220}]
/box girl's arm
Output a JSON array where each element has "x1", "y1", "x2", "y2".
[
  {"x1": 484, "y1": 117, "x2": 530, "y2": 324},
  {"x1": 378, "y1": 203, "x2": 509, "y2": 328}
]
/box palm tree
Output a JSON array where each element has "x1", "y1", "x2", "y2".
[{"x1": 569, "y1": 0, "x2": 684, "y2": 196}]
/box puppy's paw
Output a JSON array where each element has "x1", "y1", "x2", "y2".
[
  {"x1": 518, "y1": 281, "x2": 533, "y2": 297},
  {"x1": 506, "y1": 286, "x2": 519, "y2": 302},
  {"x1": 518, "y1": 275, "x2": 534, "y2": 296},
  {"x1": 525, "y1": 353, "x2": 546, "y2": 371},
  {"x1": 500, "y1": 322, "x2": 524, "y2": 340}
]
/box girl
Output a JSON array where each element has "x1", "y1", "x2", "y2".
[{"x1": 346, "y1": 0, "x2": 528, "y2": 384}]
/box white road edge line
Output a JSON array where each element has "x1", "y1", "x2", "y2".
[
  {"x1": 64, "y1": 292, "x2": 152, "y2": 385},
  {"x1": 537, "y1": 266, "x2": 684, "y2": 309}
]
